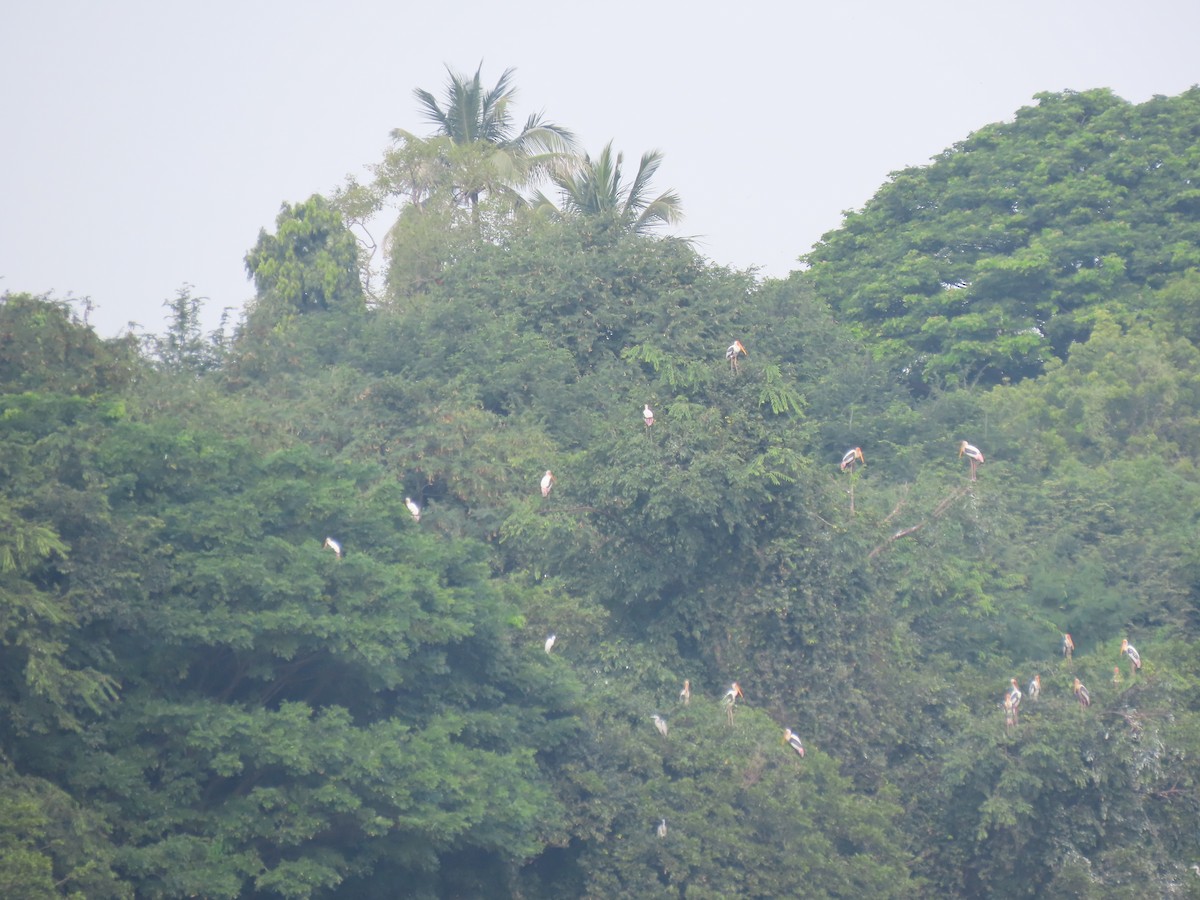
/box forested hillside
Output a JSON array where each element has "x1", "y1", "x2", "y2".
[{"x1": 3, "y1": 79, "x2": 1200, "y2": 898}]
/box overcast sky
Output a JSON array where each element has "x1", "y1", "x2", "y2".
[{"x1": 2, "y1": 1, "x2": 1198, "y2": 338}]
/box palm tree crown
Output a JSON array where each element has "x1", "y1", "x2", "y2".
[
  {"x1": 535, "y1": 141, "x2": 683, "y2": 234},
  {"x1": 395, "y1": 64, "x2": 578, "y2": 213},
  {"x1": 410, "y1": 64, "x2": 576, "y2": 157}
]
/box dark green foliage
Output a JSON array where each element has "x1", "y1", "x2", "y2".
[{"x1": 7, "y1": 83, "x2": 1200, "y2": 899}]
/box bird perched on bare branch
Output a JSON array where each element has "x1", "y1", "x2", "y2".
[{"x1": 840, "y1": 447, "x2": 865, "y2": 472}]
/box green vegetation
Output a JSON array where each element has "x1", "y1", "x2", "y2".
[{"x1": 4, "y1": 77, "x2": 1200, "y2": 897}]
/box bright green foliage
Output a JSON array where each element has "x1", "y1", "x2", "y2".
[
  {"x1": 805, "y1": 87, "x2": 1200, "y2": 389},
  {"x1": 244, "y1": 195, "x2": 365, "y2": 323}
]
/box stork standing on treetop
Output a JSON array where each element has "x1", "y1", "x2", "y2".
[
  {"x1": 540, "y1": 470, "x2": 555, "y2": 498},
  {"x1": 643, "y1": 404, "x2": 655, "y2": 427},
  {"x1": 783, "y1": 728, "x2": 806, "y2": 757},
  {"x1": 1074, "y1": 678, "x2": 1091, "y2": 708},
  {"x1": 405, "y1": 497, "x2": 421, "y2": 522},
  {"x1": 1120, "y1": 638, "x2": 1142, "y2": 672},
  {"x1": 679, "y1": 679, "x2": 691, "y2": 705},
  {"x1": 723, "y1": 681, "x2": 743, "y2": 725},
  {"x1": 959, "y1": 440, "x2": 984, "y2": 480},
  {"x1": 726, "y1": 340, "x2": 747, "y2": 373},
  {"x1": 840, "y1": 447, "x2": 865, "y2": 472},
  {"x1": 1062, "y1": 633, "x2": 1075, "y2": 661},
  {"x1": 323, "y1": 537, "x2": 342, "y2": 559}
]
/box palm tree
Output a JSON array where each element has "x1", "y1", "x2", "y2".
[
  {"x1": 533, "y1": 141, "x2": 683, "y2": 234},
  {"x1": 399, "y1": 64, "x2": 578, "y2": 210}
]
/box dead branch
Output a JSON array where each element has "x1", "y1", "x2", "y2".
[{"x1": 868, "y1": 484, "x2": 970, "y2": 560}]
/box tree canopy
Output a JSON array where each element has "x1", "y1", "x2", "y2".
[{"x1": 6, "y1": 82, "x2": 1200, "y2": 898}]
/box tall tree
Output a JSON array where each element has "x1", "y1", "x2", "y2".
[
  {"x1": 244, "y1": 195, "x2": 364, "y2": 321},
  {"x1": 404, "y1": 63, "x2": 577, "y2": 211}
]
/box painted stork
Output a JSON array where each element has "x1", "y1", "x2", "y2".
[
  {"x1": 723, "y1": 681, "x2": 743, "y2": 725},
  {"x1": 1004, "y1": 692, "x2": 1018, "y2": 728},
  {"x1": 783, "y1": 728, "x2": 806, "y2": 757},
  {"x1": 840, "y1": 447, "x2": 865, "y2": 472},
  {"x1": 652, "y1": 714, "x2": 669, "y2": 737},
  {"x1": 1120, "y1": 638, "x2": 1142, "y2": 671},
  {"x1": 1062, "y1": 633, "x2": 1075, "y2": 660},
  {"x1": 540, "y1": 470, "x2": 555, "y2": 498},
  {"x1": 679, "y1": 679, "x2": 691, "y2": 705},
  {"x1": 726, "y1": 340, "x2": 748, "y2": 373},
  {"x1": 544, "y1": 632, "x2": 556, "y2": 654},
  {"x1": 405, "y1": 497, "x2": 421, "y2": 522},
  {"x1": 643, "y1": 404, "x2": 655, "y2": 427},
  {"x1": 657, "y1": 818, "x2": 668, "y2": 838},
  {"x1": 959, "y1": 441, "x2": 984, "y2": 480},
  {"x1": 1007, "y1": 678, "x2": 1022, "y2": 709},
  {"x1": 323, "y1": 537, "x2": 342, "y2": 559},
  {"x1": 1028, "y1": 674, "x2": 1041, "y2": 701},
  {"x1": 1074, "y1": 678, "x2": 1091, "y2": 708}
]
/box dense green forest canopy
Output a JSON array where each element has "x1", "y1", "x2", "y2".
[
  {"x1": 3, "y1": 77, "x2": 1200, "y2": 898},
  {"x1": 806, "y1": 87, "x2": 1200, "y2": 392}
]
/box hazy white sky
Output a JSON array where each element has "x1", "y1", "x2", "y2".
[{"x1": 2, "y1": 1, "x2": 1198, "y2": 337}]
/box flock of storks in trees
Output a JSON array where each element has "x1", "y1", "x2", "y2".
[{"x1": 315, "y1": 338, "x2": 1145, "y2": 837}]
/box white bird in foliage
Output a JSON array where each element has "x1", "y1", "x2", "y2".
[
  {"x1": 840, "y1": 447, "x2": 865, "y2": 471},
  {"x1": 959, "y1": 440, "x2": 984, "y2": 480},
  {"x1": 680, "y1": 679, "x2": 691, "y2": 705},
  {"x1": 1062, "y1": 633, "x2": 1075, "y2": 660},
  {"x1": 544, "y1": 632, "x2": 557, "y2": 654},
  {"x1": 1074, "y1": 677, "x2": 1091, "y2": 708},
  {"x1": 643, "y1": 404, "x2": 655, "y2": 427},
  {"x1": 726, "y1": 340, "x2": 748, "y2": 372},
  {"x1": 540, "y1": 470, "x2": 555, "y2": 497},
  {"x1": 783, "y1": 728, "x2": 806, "y2": 757},
  {"x1": 1007, "y1": 678, "x2": 1022, "y2": 710},
  {"x1": 657, "y1": 818, "x2": 668, "y2": 838},
  {"x1": 1028, "y1": 674, "x2": 1041, "y2": 702},
  {"x1": 652, "y1": 714, "x2": 669, "y2": 737},
  {"x1": 323, "y1": 537, "x2": 342, "y2": 558},
  {"x1": 405, "y1": 497, "x2": 421, "y2": 522},
  {"x1": 1120, "y1": 638, "x2": 1142, "y2": 671},
  {"x1": 723, "y1": 682, "x2": 743, "y2": 725}
]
